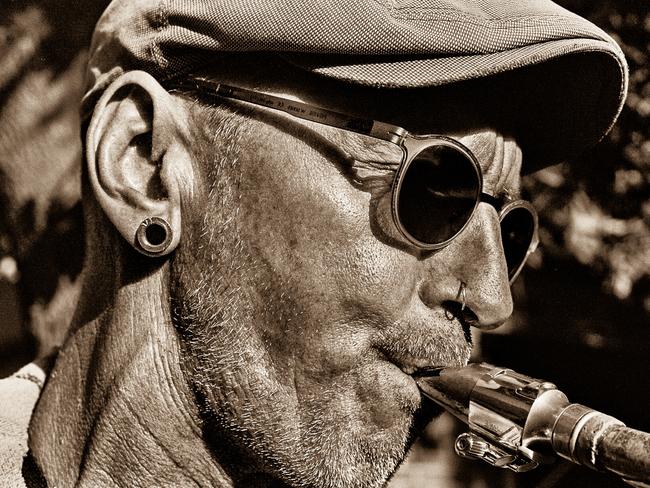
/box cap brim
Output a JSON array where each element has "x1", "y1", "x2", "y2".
[{"x1": 284, "y1": 38, "x2": 627, "y2": 172}]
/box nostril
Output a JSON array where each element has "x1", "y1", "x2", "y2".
[
  {"x1": 460, "y1": 308, "x2": 480, "y2": 329},
  {"x1": 442, "y1": 300, "x2": 475, "y2": 344}
]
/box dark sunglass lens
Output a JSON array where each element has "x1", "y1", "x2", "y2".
[
  {"x1": 500, "y1": 206, "x2": 535, "y2": 279},
  {"x1": 397, "y1": 145, "x2": 479, "y2": 245}
]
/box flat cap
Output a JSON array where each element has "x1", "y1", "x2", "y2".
[{"x1": 83, "y1": 0, "x2": 628, "y2": 171}]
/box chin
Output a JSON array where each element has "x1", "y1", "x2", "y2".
[
  {"x1": 314, "y1": 405, "x2": 439, "y2": 488},
  {"x1": 292, "y1": 366, "x2": 436, "y2": 488},
  {"x1": 307, "y1": 431, "x2": 413, "y2": 488},
  {"x1": 198, "y1": 368, "x2": 442, "y2": 488}
]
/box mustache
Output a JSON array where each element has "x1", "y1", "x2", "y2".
[{"x1": 377, "y1": 313, "x2": 473, "y2": 370}]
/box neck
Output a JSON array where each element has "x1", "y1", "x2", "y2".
[{"x1": 29, "y1": 246, "x2": 244, "y2": 487}]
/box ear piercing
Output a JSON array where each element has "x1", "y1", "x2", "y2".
[{"x1": 136, "y1": 217, "x2": 172, "y2": 256}]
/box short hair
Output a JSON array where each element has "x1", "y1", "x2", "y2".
[{"x1": 171, "y1": 83, "x2": 253, "y2": 187}]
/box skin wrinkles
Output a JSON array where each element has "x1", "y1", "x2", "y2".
[
  {"x1": 172, "y1": 111, "x2": 429, "y2": 486},
  {"x1": 172, "y1": 77, "x2": 517, "y2": 487},
  {"x1": 30, "y1": 59, "x2": 520, "y2": 488},
  {"x1": 225, "y1": 103, "x2": 520, "y2": 265}
]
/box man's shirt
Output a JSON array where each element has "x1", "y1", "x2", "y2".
[{"x1": 0, "y1": 363, "x2": 46, "y2": 488}]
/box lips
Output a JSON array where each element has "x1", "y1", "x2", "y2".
[
  {"x1": 375, "y1": 312, "x2": 474, "y2": 381},
  {"x1": 396, "y1": 361, "x2": 446, "y2": 376},
  {"x1": 399, "y1": 360, "x2": 467, "y2": 378},
  {"x1": 378, "y1": 346, "x2": 469, "y2": 377},
  {"x1": 378, "y1": 342, "x2": 471, "y2": 379}
]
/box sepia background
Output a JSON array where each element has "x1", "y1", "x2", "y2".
[{"x1": 1, "y1": 0, "x2": 648, "y2": 486}]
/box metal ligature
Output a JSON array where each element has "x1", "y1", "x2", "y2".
[{"x1": 417, "y1": 363, "x2": 650, "y2": 486}]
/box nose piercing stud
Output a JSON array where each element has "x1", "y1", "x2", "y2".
[
  {"x1": 457, "y1": 281, "x2": 467, "y2": 311},
  {"x1": 445, "y1": 281, "x2": 468, "y2": 321}
]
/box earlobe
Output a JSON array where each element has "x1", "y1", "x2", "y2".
[{"x1": 86, "y1": 71, "x2": 192, "y2": 257}]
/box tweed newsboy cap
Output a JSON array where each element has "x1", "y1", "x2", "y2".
[{"x1": 83, "y1": 0, "x2": 628, "y2": 171}]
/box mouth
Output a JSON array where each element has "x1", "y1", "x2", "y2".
[
  {"x1": 389, "y1": 362, "x2": 451, "y2": 422},
  {"x1": 375, "y1": 315, "x2": 474, "y2": 387},
  {"x1": 376, "y1": 341, "x2": 472, "y2": 385},
  {"x1": 409, "y1": 366, "x2": 446, "y2": 378},
  {"x1": 397, "y1": 363, "x2": 447, "y2": 377},
  {"x1": 381, "y1": 348, "x2": 469, "y2": 378}
]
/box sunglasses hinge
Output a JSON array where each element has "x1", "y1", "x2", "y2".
[{"x1": 369, "y1": 121, "x2": 407, "y2": 144}]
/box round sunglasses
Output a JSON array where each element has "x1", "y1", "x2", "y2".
[{"x1": 170, "y1": 79, "x2": 539, "y2": 284}]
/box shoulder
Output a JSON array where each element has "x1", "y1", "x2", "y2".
[{"x1": 0, "y1": 363, "x2": 45, "y2": 488}]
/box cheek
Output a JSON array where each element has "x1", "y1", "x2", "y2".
[
  {"x1": 239, "y1": 131, "x2": 417, "y2": 323},
  {"x1": 237, "y1": 128, "x2": 421, "y2": 402},
  {"x1": 332, "y1": 235, "x2": 415, "y2": 314},
  {"x1": 179, "y1": 129, "x2": 428, "y2": 487}
]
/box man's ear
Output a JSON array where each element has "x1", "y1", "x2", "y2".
[{"x1": 86, "y1": 70, "x2": 193, "y2": 257}]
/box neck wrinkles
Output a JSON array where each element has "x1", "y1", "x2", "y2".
[{"x1": 28, "y1": 257, "x2": 236, "y2": 487}]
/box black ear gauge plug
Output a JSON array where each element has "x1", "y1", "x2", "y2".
[{"x1": 136, "y1": 217, "x2": 172, "y2": 256}]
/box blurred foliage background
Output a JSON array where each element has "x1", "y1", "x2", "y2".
[
  {"x1": 0, "y1": 0, "x2": 648, "y2": 487},
  {"x1": 527, "y1": 0, "x2": 649, "y2": 314}
]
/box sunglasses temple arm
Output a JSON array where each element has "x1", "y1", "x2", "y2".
[{"x1": 179, "y1": 79, "x2": 407, "y2": 144}]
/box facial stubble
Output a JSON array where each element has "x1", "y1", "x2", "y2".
[{"x1": 168, "y1": 144, "x2": 419, "y2": 488}]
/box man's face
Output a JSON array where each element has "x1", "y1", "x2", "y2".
[{"x1": 171, "y1": 73, "x2": 520, "y2": 487}]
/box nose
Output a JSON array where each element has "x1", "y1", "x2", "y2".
[{"x1": 419, "y1": 204, "x2": 513, "y2": 329}]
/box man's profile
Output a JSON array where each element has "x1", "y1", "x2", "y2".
[{"x1": 0, "y1": 0, "x2": 628, "y2": 487}]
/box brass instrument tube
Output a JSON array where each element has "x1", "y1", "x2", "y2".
[
  {"x1": 553, "y1": 408, "x2": 650, "y2": 483},
  {"x1": 417, "y1": 363, "x2": 650, "y2": 483},
  {"x1": 599, "y1": 425, "x2": 650, "y2": 483}
]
